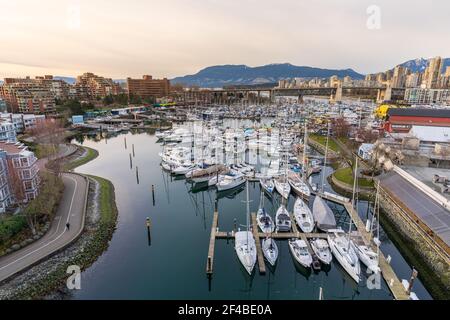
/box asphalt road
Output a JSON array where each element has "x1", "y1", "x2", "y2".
[
  {"x1": 0, "y1": 173, "x2": 87, "y2": 283},
  {"x1": 379, "y1": 171, "x2": 450, "y2": 246}
]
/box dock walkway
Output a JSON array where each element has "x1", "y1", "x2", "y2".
[{"x1": 206, "y1": 191, "x2": 410, "y2": 300}]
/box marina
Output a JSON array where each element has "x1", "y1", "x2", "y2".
[{"x1": 68, "y1": 114, "x2": 433, "y2": 300}]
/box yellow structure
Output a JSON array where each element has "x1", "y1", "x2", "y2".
[{"x1": 375, "y1": 104, "x2": 397, "y2": 119}]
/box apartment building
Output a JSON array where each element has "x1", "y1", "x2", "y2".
[
  {"x1": 75, "y1": 72, "x2": 122, "y2": 100},
  {"x1": 404, "y1": 88, "x2": 450, "y2": 105},
  {"x1": 0, "y1": 142, "x2": 39, "y2": 213},
  {"x1": 126, "y1": 75, "x2": 170, "y2": 99},
  {"x1": 0, "y1": 121, "x2": 17, "y2": 142},
  {"x1": 0, "y1": 77, "x2": 56, "y2": 114},
  {"x1": 0, "y1": 113, "x2": 46, "y2": 133}
]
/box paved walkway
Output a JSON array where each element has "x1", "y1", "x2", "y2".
[{"x1": 0, "y1": 173, "x2": 88, "y2": 283}]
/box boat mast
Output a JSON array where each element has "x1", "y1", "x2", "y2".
[
  {"x1": 348, "y1": 157, "x2": 359, "y2": 247},
  {"x1": 246, "y1": 179, "x2": 250, "y2": 244},
  {"x1": 302, "y1": 120, "x2": 308, "y2": 178},
  {"x1": 321, "y1": 121, "x2": 330, "y2": 193}
]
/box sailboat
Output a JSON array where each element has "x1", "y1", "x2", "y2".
[
  {"x1": 274, "y1": 178, "x2": 291, "y2": 199},
  {"x1": 313, "y1": 196, "x2": 337, "y2": 231},
  {"x1": 275, "y1": 205, "x2": 292, "y2": 232},
  {"x1": 234, "y1": 180, "x2": 257, "y2": 275},
  {"x1": 312, "y1": 122, "x2": 337, "y2": 232},
  {"x1": 353, "y1": 176, "x2": 381, "y2": 274},
  {"x1": 288, "y1": 171, "x2": 311, "y2": 199},
  {"x1": 328, "y1": 157, "x2": 361, "y2": 283},
  {"x1": 262, "y1": 237, "x2": 278, "y2": 266},
  {"x1": 328, "y1": 229, "x2": 361, "y2": 283},
  {"x1": 256, "y1": 192, "x2": 275, "y2": 233},
  {"x1": 289, "y1": 239, "x2": 313, "y2": 268},
  {"x1": 293, "y1": 197, "x2": 315, "y2": 233}
]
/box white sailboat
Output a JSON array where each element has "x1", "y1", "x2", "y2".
[
  {"x1": 310, "y1": 238, "x2": 332, "y2": 265},
  {"x1": 234, "y1": 180, "x2": 257, "y2": 275},
  {"x1": 312, "y1": 122, "x2": 336, "y2": 231},
  {"x1": 288, "y1": 171, "x2": 311, "y2": 199},
  {"x1": 262, "y1": 237, "x2": 278, "y2": 266},
  {"x1": 289, "y1": 239, "x2": 313, "y2": 268},
  {"x1": 293, "y1": 197, "x2": 315, "y2": 233},
  {"x1": 256, "y1": 192, "x2": 275, "y2": 233},
  {"x1": 274, "y1": 178, "x2": 290, "y2": 199},
  {"x1": 275, "y1": 205, "x2": 292, "y2": 232},
  {"x1": 328, "y1": 229, "x2": 361, "y2": 283}
]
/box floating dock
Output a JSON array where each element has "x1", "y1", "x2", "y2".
[{"x1": 206, "y1": 190, "x2": 411, "y2": 300}]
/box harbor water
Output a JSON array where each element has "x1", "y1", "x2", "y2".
[{"x1": 70, "y1": 127, "x2": 432, "y2": 300}]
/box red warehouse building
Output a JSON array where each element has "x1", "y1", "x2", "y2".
[{"x1": 385, "y1": 108, "x2": 450, "y2": 133}]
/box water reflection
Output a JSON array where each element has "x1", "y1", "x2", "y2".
[{"x1": 69, "y1": 129, "x2": 432, "y2": 300}]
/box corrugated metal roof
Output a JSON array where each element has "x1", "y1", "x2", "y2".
[
  {"x1": 388, "y1": 108, "x2": 450, "y2": 118},
  {"x1": 409, "y1": 125, "x2": 450, "y2": 143}
]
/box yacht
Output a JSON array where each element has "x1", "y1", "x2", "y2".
[
  {"x1": 288, "y1": 239, "x2": 312, "y2": 268},
  {"x1": 312, "y1": 196, "x2": 337, "y2": 232},
  {"x1": 275, "y1": 205, "x2": 292, "y2": 232},
  {"x1": 293, "y1": 197, "x2": 315, "y2": 233},
  {"x1": 274, "y1": 178, "x2": 291, "y2": 199},
  {"x1": 310, "y1": 238, "x2": 332, "y2": 265},
  {"x1": 216, "y1": 171, "x2": 246, "y2": 192},
  {"x1": 288, "y1": 171, "x2": 311, "y2": 200},
  {"x1": 259, "y1": 178, "x2": 275, "y2": 195},
  {"x1": 328, "y1": 229, "x2": 361, "y2": 283},
  {"x1": 235, "y1": 181, "x2": 257, "y2": 275},
  {"x1": 262, "y1": 238, "x2": 278, "y2": 266}
]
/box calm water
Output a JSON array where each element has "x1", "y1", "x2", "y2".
[{"x1": 71, "y1": 129, "x2": 432, "y2": 300}]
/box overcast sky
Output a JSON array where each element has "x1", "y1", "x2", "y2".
[{"x1": 0, "y1": 0, "x2": 449, "y2": 79}]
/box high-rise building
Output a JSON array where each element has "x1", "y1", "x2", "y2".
[
  {"x1": 405, "y1": 72, "x2": 422, "y2": 88},
  {"x1": 126, "y1": 75, "x2": 170, "y2": 100},
  {"x1": 329, "y1": 75, "x2": 340, "y2": 88},
  {"x1": 422, "y1": 56, "x2": 443, "y2": 89},
  {"x1": 391, "y1": 66, "x2": 408, "y2": 88}
]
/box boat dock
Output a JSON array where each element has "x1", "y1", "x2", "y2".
[{"x1": 206, "y1": 190, "x2": 411, "y2": 300}]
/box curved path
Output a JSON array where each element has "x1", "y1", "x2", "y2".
[{"x1": 0, "y1": 173, "x2": 88, "y2": 283}]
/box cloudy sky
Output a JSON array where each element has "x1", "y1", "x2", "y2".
[{"x1": 0, "y1": 0, "x2": 449, "y2": 79}]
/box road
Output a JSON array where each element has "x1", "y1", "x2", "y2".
[
  {"x1": 379, "y1": 171, "x2": 450, "y2": 247},
  {"x1": 0, "y1": 173, "x2": 88, "y2": 283}
]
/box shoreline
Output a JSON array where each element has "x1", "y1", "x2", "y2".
[{"x1": 0, "y1": 145, "x2": 118, "y2": 300}]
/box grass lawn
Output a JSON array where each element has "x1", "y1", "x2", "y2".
[
  {"x1": 309, "y1": 134, "x2": 340, "y2": 152},
  {"x1": 64, "y1": 146, "x2": 99, "y2": 171},
  {"x1": 333, "y1": 167, "x2": 374, "y2": 188},
  {"x1": 88, "y1": 175, "x2": 116, "y2": 224}
]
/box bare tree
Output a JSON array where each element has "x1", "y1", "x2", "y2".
[{"x1": 331, "y1": 117, "x2": 351, "y2": 138}]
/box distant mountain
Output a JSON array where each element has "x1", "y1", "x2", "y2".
[
  {"x1": 398, "y1": 57, "x2": 450, "y2": 73},
  {"x1": 54, "y1": 76, "x2": 76, "y2": 84},
  {"x1": 171, "y1": 63, "x2": 364, "y2": 88}
]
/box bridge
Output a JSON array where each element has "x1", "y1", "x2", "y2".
[{"x1": 171, "y1": 86, "x2": 406, "y2": 105}]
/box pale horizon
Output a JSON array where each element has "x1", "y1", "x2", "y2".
[{"x1": 1, "y1": 0, "x2": 449, "y2": 79}]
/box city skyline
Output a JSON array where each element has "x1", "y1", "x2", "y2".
[{"x1": 1, "y1": 0, "x2": 449, "y2": 79}]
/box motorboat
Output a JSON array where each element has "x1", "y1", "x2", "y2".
[
  {"x1": 259, "y1": 178, "x2": 275, "y2": 195},
  {"x1": 293, "y1": 197, "x2": 315, "y2": 233},
  {"x1": 310, "y1": 238, "x2": 332, "y2": 265},
  {"x1": 288, "y1": 239, "x2": 312, "y2": 268},
  {"x1": 216, "y1": 171, "x2": 246, "y2": 192}
]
